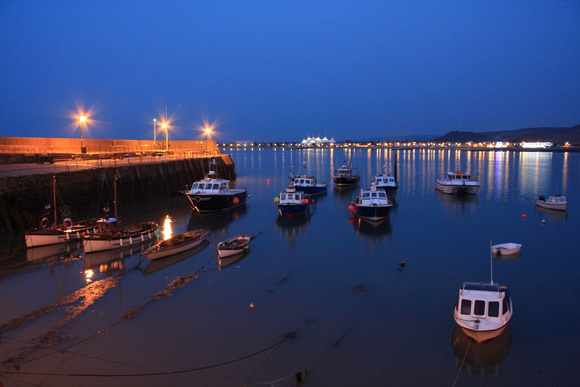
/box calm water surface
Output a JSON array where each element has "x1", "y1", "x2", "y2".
[{"x1": 1, "y1": 148, "x2": 578, "y2": 386}]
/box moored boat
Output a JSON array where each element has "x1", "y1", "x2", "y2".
[
  {"x1": 289, "y1": 161, "x2": 327, "y2": 196},
  {"x1": 83, "y1": 218, "x2": 159, "y2": 253},
  {"x1": 535, "y1": 194, "x2": 567, "y2": 211},
  {"x1": 275, "y1": 186, "x2": 310, "y2": 217},
  {"x1": 371, "y1": 162, "x2": 399, "y2": 194},
  {"x1": 436, "y1": 170, "x2": 480, "y2": 195},
  {"x1": 185, "y1": 161, "x2": 248, "y2": 213},
  {"x1": 349, "y1": 184, "x2": 392, "y2": 221},
  {"x1": 333, "y1": 159, "x2": 360, "y2": 187},
  {"x1": 453, "y1": 281, "x2": 513, "y2": 342},
  {"x1": 217, "y1": 234, "x2": 251, "y2": 258},
  {"x1": 491, "y1": 242, "x2": 522, "y2": 256},
  {"x1": 143, "y1": 229, "x2": 210, "y2": 260}
]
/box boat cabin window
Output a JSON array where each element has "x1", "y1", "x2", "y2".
[
  {"x1": 474, "y1": 300, "x2": 485, "y2": 315},
  {"x1": 212, "y1": 183, "x2": 220, "y2": 189},
  {"x1": 281, "y1": 194, "x2": 286, "y2": 200},
  {"x1": 503, "y1": 295, "x2": 510, "y2": 314},
  {"x1": 378, "y1": 192, "x2": 386, "y2": 198},
  {"x1": 371, "y1": 192, "x2": 377, "y2": 198},
  {"x1": 488, "y1": 301, "x2": 500, "y2": 317},
  {"x1": 460, "y1": 299, "x2": 471, "y2": 315},
  {"x1": 362, "y1": 192, "x2": 370, "y2": 198}
]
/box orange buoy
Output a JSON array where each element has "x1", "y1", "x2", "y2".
[
  {"x1": 522, "y1": 214, "x2": 526, "y2": 219},
  {"x1": 233, "y1": 197, "x2": 240, "y2": 205},
  {"x1": 267, "y1": 179, "x2": 270, "y2": 184},
  {"x1": 348, "y1": 204, "x2": 356, "y2": 212}
]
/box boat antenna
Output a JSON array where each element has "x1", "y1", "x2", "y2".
[
  {"x1": 52, "y1": 176, "x2": 57, "y2": 227},
  {"x1": 490, "y1": 239, "x2": 494, "y2": 284}
]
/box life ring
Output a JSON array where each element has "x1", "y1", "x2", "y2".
[
  {"x1": 40, "y1": 217, "x2": 50, "y2": 228},
  {"x1": 193, "y1": 196, "x2": 201, "y2": 203},
  {"x1": 63, "y1": 218, "x2": 73, "y2": 229},
  {"x1": 113, "y1": 232, "x2": 121, "y2": 238}
]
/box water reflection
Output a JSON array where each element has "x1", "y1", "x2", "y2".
[
  {"x1": 452, "y1": 325, "x2": 511, "y2": 376},
  {"x1": 84, "y1": 241, "x2": 154, "y2": 278},
  {"x1": 162, "y1": 215, "x2": 173, "y2": 240},
  {"x1": 436, "y1": 190, "x2": 479, "y2": 216},
  {"x1": 219, "y1": 249, "x2": 249, "y2": 270},
  {"x1": 535, "y1": 205, "x2": 568, "y2": 223},
  {"x1": 26, "y1": 241, "x2": 83, "y2": 263},
  {"x1": 350, "y1": 215, "x2": 392, "y2": 239},
  {"x1": 275, "y1": 213, "x2": 310, "y2": 250},
  {"x1": 187, "y1": 206, "x2": 248, "y2": 232}
]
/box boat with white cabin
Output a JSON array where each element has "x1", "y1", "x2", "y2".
[
  {"x1": 349, "y1": 184, "x2": 393, "y2": 221},
  {"x1": 289, "y1": 161, "x2": 327, "y2": 196},
  {"x1": 275, "y1": 186, "x2": 310, "y2": 217},
  {"x1": 436, "y1": 170, "x2": 480, "y2": 195},
  {"x1": 535, "y1": 194, "x2": 567, "y2": 211},
  {"x1": 186, "y1": 160, "x2": 248, "y2": 213},
  {"x1": 371, "y1": 162, "x2": 399, "y2": 194}
]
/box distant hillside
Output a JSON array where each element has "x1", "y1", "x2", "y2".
[{"x1": 432, "y1": 124, "x2": 580, "y2": 144}]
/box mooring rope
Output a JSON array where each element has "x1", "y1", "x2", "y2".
[{"x1": 452, "y1": 336, "x2": 471, "y2": 387}]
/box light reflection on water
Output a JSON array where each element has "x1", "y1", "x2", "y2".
[{"x1": 0, "y1": 148, "x2": 578, "y2": 386}]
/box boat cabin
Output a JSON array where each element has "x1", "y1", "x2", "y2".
[
  {"x1": 279, "y1": 186, "x2": 307, "y2": 204},
  {"x1": 96, "y1": 218, "x2": 124, "y2": 234},
  {"x1": 294, "y1": 177, "x2": 316, "y2": 187},
  {"x1": 361, "y1": 188, "x2": 387, "y2": 201},
  {"x1": 545, "y1": 195, "x2": 567, "y2": 205},
  {"x1": 372, "y1": 175, "x2": 396, "y2": 186},
  {"x1": 447, "y1": 171, "x2": 475, "y2": 181},
  {"x1": 190, "y1": 180, "x2": 229, "y2": 194},
  {"x1": 456, "y1": 282, "x2": 511, "y2": 323}
]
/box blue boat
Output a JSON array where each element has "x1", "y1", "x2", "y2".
[
  {"x1": 275, "y1": 186, "x2": 310, "y2": 217},
  {"x1": 289, "y1": 162, "x2": 328, "y2": 196}
]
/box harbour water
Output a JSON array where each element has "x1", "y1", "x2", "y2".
[{"x1": 1, "y1": 148, "x2": 578, "y2": 386}]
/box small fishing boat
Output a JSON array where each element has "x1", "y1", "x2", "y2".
[
  {"x1": 83, "y1": 218, "x2": 159, "y2": 253},
  {"x1": 143, "y1": 229, "x2": 210, "y2": 260},
  {"x1": 185, "y1": 160, "x2": 248, "y2": 213},
  {"x1": 371, "y1": 162, "x2": 399, "y2": 194},
  {"x1": 436, "y1": 170, "x2": 480, "y2": 195},
  {"x1": 275, "y1": 186, "x2": 310, "y2": 217},
  {"x1": 535, "y1": 194, "x2": 567, "y2": 211},
  {"x1": 491, "y1": 242, "x2": 522, "y2": 256},
  {"x1": 453, "y1": 243, "x2": 513, "y2": 342},
  {"x1": 217, "y1": 234, "x2": 251, "y2": 258},
  {"x1": 333, "y1": 159, "x2": 360, "y2": 187},
  {"x1": 349, "y1": 184, "x2": 392, "y2": 221},
  {"x1": 289, "y1": 161, "x2": 327, "y2": 196}
]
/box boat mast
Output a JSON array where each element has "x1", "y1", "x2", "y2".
[
  {"x1": 114, "y1": 175, "x2": 118, "y2": 218},
  {"x1": 52, "y1": 176, "x2": 57, "y2": 227},
  {"x1": 490, "y1": 239, "x2": 494, "y2": 284}
]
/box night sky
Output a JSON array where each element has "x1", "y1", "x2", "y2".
[{"x1": 1, "y1": 1, "x2": 579, "y2": 143}]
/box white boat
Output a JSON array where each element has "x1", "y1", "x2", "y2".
[
  {"x1": 143, "y1": 229, "x2": 210, "y2": 260},
  {"x1": 83, "y1": 218, "x2": 159, "y2": 253},
  {"x1": 185, "y1": 160, "x2": 248, "y2": 213},
  {"x1": 349, "y1": 184, "x2": 393, "y2": 221},
  {"x1": 491, "y1": 243, "x2": 522, "y2": 256},
  {"x1": 371, "y1": 162, "x2": 399, "y2": 193},
  {"x1": 453, "y1": 281, "x2": 513, "y2": 342},
  {"x1": 217, "y1": 234, "x2": 251, "y2": 258},
  {"x1": 535, "y1": 194, "x2": 567, "y2": 211},
  {"x1": 436, "y1": 170, "x2": 480, "y2": 195},
  {"x1": 289, "y1": 161, "x2": 328, "y2": 196}
]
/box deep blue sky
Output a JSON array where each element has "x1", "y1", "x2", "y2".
[{"x1": 1, "y1": 1, "x2": 579, "y2": 143}]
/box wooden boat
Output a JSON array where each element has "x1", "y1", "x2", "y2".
[
  {"x1": 143, "y1": 229, "x2": 210, "y2": 260},
  {"x1": 491, "y1": 242, "x2": 522, "y2": 256},
  {"x1": 217, "y1": 234, "x2": 251, "y2": 258},
  {"x1": 333, "y1": 159, "x2": 360, "y2": 187},
  {"x1": 349, "y1": 184, "x2": 393, "y2": 221},
  {"x1": 185, "y1": 159, "x2": 248, "y2": 213},
  {"x1": 436, "y1": 170, "x2": 480, "y2": 195},
  {"x1": 535, "y1": 194, "x2": 567, "y2": 211},
  {"x1": 275, "y1": 186, "x2": 310, "y2": 217},
  {"x1": 83, "y1": 218, "x2": 159, "y2": 253}
]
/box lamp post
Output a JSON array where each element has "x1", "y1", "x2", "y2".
[
  {"x1": 204, "y1": 127, "x2": 211, "y2": 155},
  {"x1": 162, "y1": 122, "x2": 168, "y2": 151},
  {"x1": 79, "y1": 116, "x2": 87, "y2": 153},
  {"x1": 153, "y1": 118, "x2": 157, "y2": 145}
]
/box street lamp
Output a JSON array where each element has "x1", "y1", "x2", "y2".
[
  {"x1": 79, "y1": 116, "x2": 87, "y2": 153},
  {"x1": 204, "y1": 127, "x2": 212, "y2": 154},
  {"x1": 153, "y1": 118, "x2": 157, "y2": 145},
  {"x1": 162, "y1": 122, "x2": 168, "y2": 151}
]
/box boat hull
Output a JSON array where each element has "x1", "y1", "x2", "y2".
[
  {"x1": 277, "y1": 204, "x2": 309, "y2": 217},
  {"x1": 217, "y1": 235, "x2": 251, "y2": 258},
  {"x1": 535, "y1": 199, "x2": 567, "y2": 211},
  {"x1": 334, "y1": 176, "x2": 360, "y2": 187},
  {"x1": 355, "y1": 204, "x2": 390, "y2": 221},
  {"x1": 187, "y1": 191, "x2": 247, "y2": 213},
  {"x1": 491, "y1": 243, "x2": 522, "y2": 255},
  {"x1": 25, "y1": 223, "x2": 97, "y2": 248},
  {"x1": 84, "y1": 228, "x2": 158, "y2": 253},
  {"x1": 436, "y1": 180, "x2": 479, "y2": 194},
  {"x1": 294, "y1": 185, "x2": 327, "y2": 196}
]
